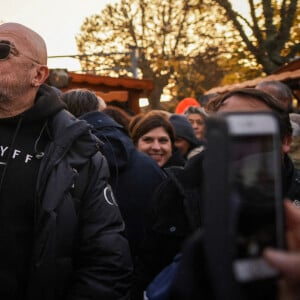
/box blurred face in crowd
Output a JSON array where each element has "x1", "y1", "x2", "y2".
[
  {"x1": 217, "y1": 94, "x2": 291, "y2": 154},
  {"x1": 174, "y1": 137, "x2": 190, "y2": 157},
  {"x1": 187, "y1": 113, "x2": 205, "y2": 140},
  {"x1": 255, "y1": 83, "x2": 292, "y2": 111},
  {"x1": 137, "y1": 126, "x2": 172, "y2": 167},
  {"x1": 217, "y1": 95, "x2": 272, "y2": 113}
]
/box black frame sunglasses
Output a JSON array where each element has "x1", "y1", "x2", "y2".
[
  {"x1": 0, "y1": 41, "x2": 41, "y2": 64},
  {"x1": 0, "y1": 42, "x2": 15, "y2": 60}
]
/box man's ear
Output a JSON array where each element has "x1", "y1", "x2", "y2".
[
  {"x1": 282, "y1": 135, "x2": 292, "y2": 153},
  {"x1": 31, "y1": 65, "x2": 49, "y2": 87}
]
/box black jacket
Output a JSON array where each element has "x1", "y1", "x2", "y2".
[
  {"x1": 132, "y1": 152, "x2": 204, "y2": 299},
  {"x1": 24, "y1": 85, "x2": 132, "y2": 300},
  {"x1": 80, "y1": 111, "x2": 166, "y2": 257}
]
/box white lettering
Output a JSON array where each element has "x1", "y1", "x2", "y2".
[
  {"x1": 104, "y1": 186, "x2": 118, "y2": 206},
  {"x1": 25, "y1": 154, "x2": 33, "y2": 163},
  {"x1": 0, "y1": 146, "x2": 8, "y2": 156},
  {"x1": 12, "y1": 149, "x2": 21, "y2": 159},
  {"x1": 0, "y1": 146, "x2": 35, "y2": 164}
]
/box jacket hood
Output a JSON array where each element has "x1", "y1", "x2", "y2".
[
  {"x1": 30, "y1": 85, "x2": 98, "y2": 167},
  {"x1": 31, "y1": 87, "x2": 101, "y2": 186},
  {"x1": 80, "y1": 111, "x2": 135, "y2": 171},
  {"x1": 23, "y1": 84, "x2": 66, "y2": 122},
  {"x1": 48, "y1": 111, "x2": 99, "y2": 166},
  {"x1": 36, "y1": 108, "x2": 101, "y2": 203},
  {"x1": 82, "y1": 111, "x2": 124, "y2": 130}
]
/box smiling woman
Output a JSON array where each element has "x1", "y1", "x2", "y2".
[{"x1": 130, "y1": 111, "x2": 177, "y2": 168}]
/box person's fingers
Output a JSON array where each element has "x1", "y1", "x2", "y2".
[{"x1": 263, "y1": 248, "x2": 300, "y2": 281}]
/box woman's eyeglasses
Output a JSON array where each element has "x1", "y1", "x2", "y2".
[{"x1": 0, "y1": 41, "x2": 41, "y2": 64}]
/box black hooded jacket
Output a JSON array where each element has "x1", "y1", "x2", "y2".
[
  {"x1": 80, "y1": 111, "x2": 166, "y2": 257},
  {"x1": 132, "y1": 152, "x2": 204, "y2": 299},
  {"x1": 0, "y1": 85, "x2": 132, "y2": 300}
]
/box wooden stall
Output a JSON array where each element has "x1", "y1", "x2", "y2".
[
  {"x1": 205, "y1": 59, "x2": 300, "y2": 103},
  {"x1": 48, "y1": 69, "x2": 154, "y2": 114}
]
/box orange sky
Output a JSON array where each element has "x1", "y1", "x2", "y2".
[
  {"x1": 2, "y1": 0, "x2": 248, "y2": 71},
  {"x1": 2, "y1": 0, "x2": 118, "y2": 70}
]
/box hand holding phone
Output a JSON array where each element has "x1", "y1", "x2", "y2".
[
  {"x1": 225, "y1": 112, "x2": 285, "y2": 282},
  {"x1": 203, "y1": 112, "x2": 285, "y2": 287}
]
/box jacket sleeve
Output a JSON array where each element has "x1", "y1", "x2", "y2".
[{"x1": 67, "y1": 153, "x2": 133, "y2": 300}]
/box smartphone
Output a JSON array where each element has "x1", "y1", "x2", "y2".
[{"x1": 226, "y1": 112, "x2": 285, "y2": 283}]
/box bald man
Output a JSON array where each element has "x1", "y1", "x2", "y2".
[
  {"x1": 0, "y1": 23, "x2": 132, "y2": 299},
  {"x1": 255, "y1": 80, "x2": 294, "y2": 112}
]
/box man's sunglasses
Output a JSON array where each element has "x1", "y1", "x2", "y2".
[{"x1": 0, "y1": 41, "x2": 41, "y2": 64}]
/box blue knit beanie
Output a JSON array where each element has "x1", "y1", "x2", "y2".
[{"x1": 170, "y1": 114, "x2": 200, "y2": 146}]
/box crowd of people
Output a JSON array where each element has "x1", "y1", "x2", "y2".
[{"x1": 1, "y1": 21, "x2": 300, "y2": 300}]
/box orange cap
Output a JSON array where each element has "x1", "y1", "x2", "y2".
[{"x1": 175, "y1": 97, "x2": 200, "y2": 114}]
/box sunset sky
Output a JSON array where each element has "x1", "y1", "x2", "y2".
[
  {"x1": 2, "y1": 0, "x2": 248, "y2": 71},
  {"x1": 2, "y1": 0, "x2": 118, "y2": 70}
]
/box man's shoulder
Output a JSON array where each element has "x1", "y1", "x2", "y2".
[
  {"x1": 51, "y1": 109, "x2": 87, "y2": 128},
  {"x1": 48, "y1": 109, "x2": 105, "y2": 165},
  {"x1": 49, "y1": 109, "x2": 95, "y2": 142}
]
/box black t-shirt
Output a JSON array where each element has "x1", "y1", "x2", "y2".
[
  {"x1": 0, "y1": 85, "x2": 65, "y2": 299},
  {"x1": 0, "y1": 115, "x2": 49, "y2": 298}
]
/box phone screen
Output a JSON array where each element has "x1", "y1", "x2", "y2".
[{"x1": 230, "y1": 133, "x2": 283, "y2": 282}]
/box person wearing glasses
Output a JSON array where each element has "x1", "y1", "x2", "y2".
[{"x1": 0, "y1": 22, "x2": 132, "y2": 299}]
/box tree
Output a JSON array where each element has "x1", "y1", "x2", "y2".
[
  {"x1": 212, "y1": 0, "x2": 300, "y2": 75},
  {"x1": 76, "y1": 0, "x2": 300, "y2": 106},
  {"x1": 76, "y1": 0, "x2": 227, "y2": 108},
  {"x1": 170, "y1": 46, "x2": 225, "y2": 99}
]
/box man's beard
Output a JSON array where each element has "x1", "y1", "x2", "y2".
[
  {"x1": 0, "y1": 75, "x2": 31, "y2": 104},
  {"x1": 0, "y1": 94, "x2": 9, "y2": 103}
]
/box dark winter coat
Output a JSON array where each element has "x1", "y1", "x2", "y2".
[
  {"x1": 25, "y1": 86, "x2": 132, "y2": 300},
  {"x1": 80, "y1": 111, "x2": 166, "y2": 257},
  {"x1": 132, "y1": 152, "x2": 204, "y2": 299}
]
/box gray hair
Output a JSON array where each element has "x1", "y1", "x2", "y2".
[{"x1": 183, "y1": 106, "x2": 208, "y2": 118}]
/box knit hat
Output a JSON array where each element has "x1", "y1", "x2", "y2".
[
  {"x1": 170, "y1": 114, "x2": 200, "y2": 146},
  {"x1": 175, "y1": 97, "x2": 200, "y2": 114}
]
